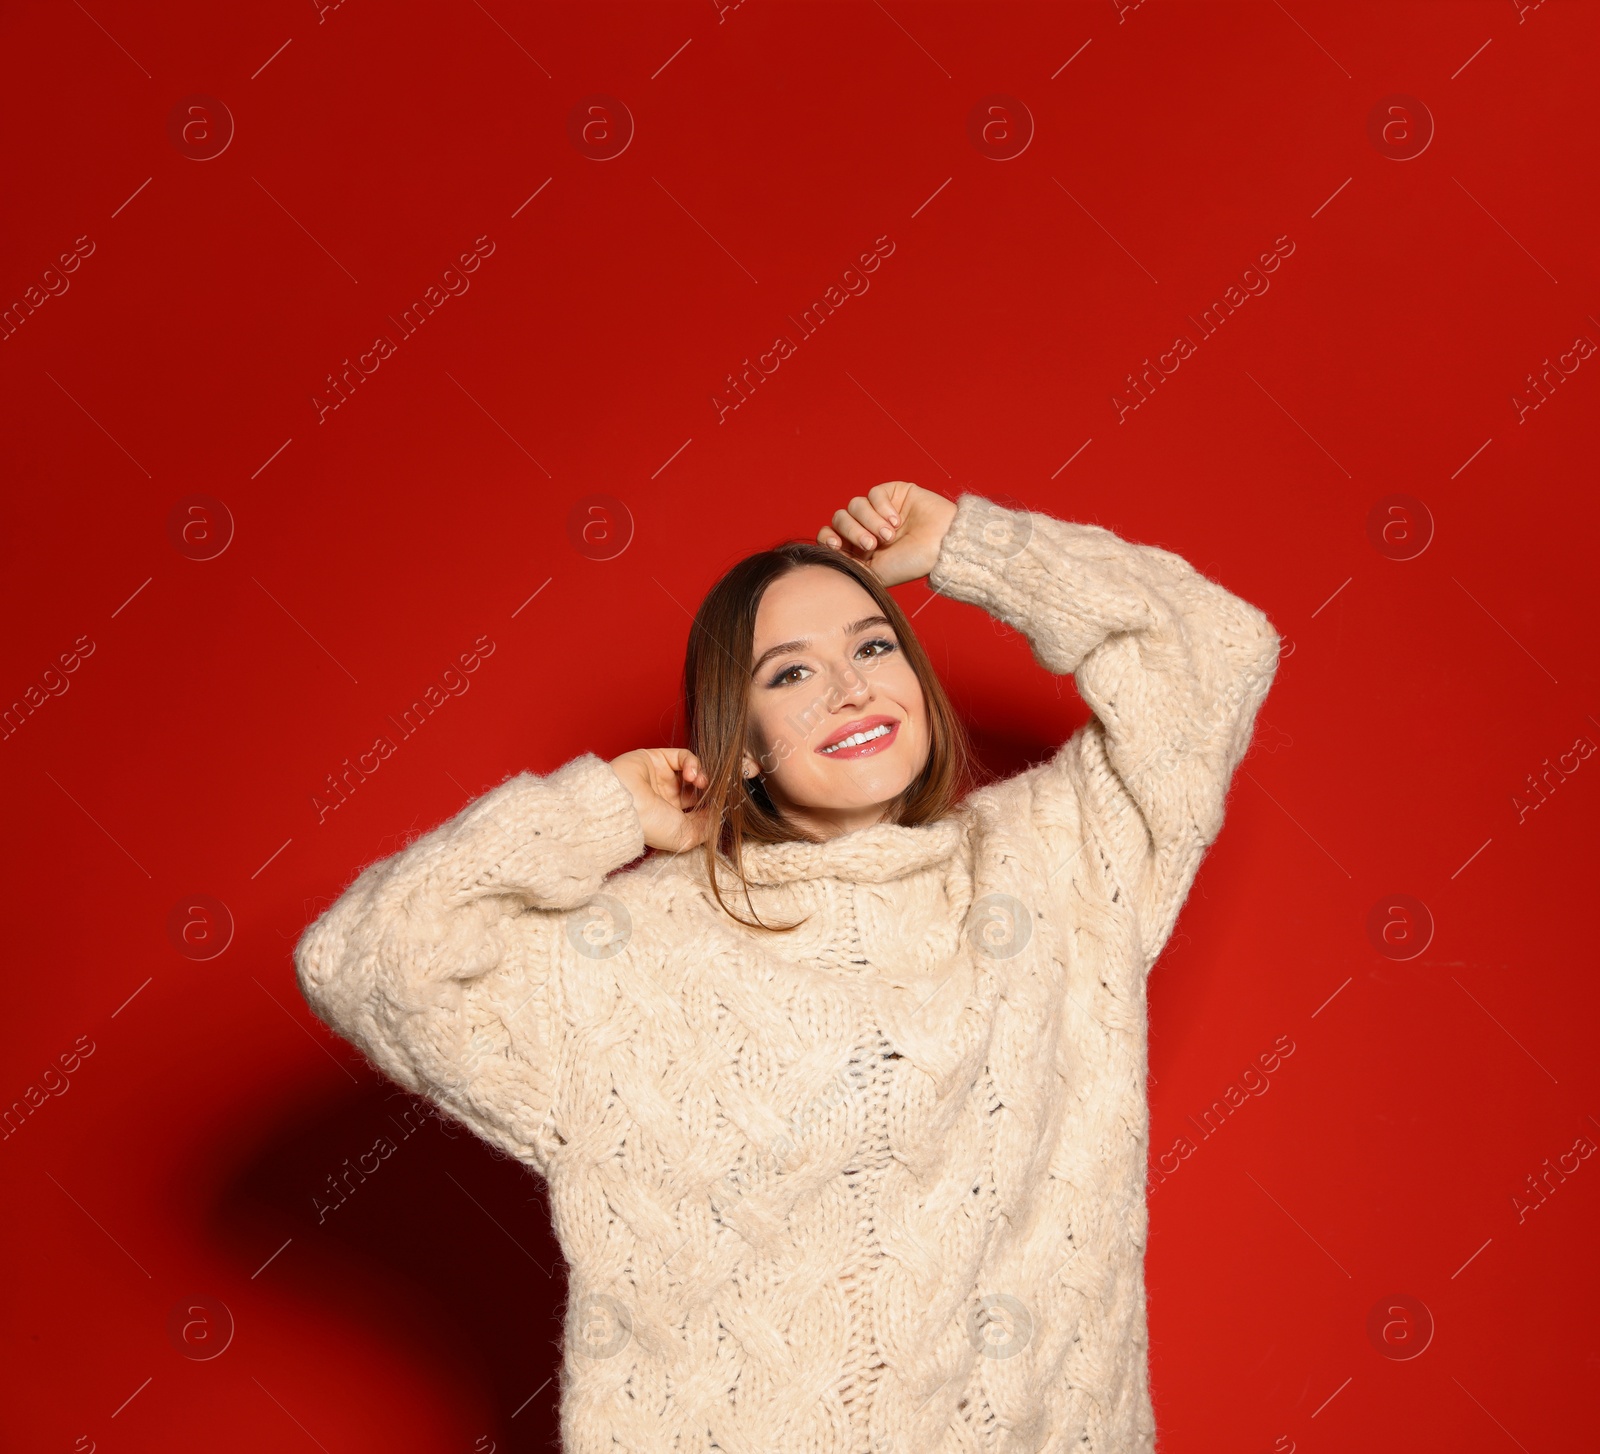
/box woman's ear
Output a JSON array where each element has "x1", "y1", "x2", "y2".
[{"x1": 741, "y1": 751, "x2": 761, "y2": 780}]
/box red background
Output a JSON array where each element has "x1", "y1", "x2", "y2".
[{"x1": 3, "y1": 1, "x2": 1596, "y2": 1449}]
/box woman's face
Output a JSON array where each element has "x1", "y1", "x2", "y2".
[{"x1": 744, "y1": 564, "x2": 929, "y2": 837}]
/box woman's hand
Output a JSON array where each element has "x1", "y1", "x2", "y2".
[
  {"x1": 817, "y1": 481, "x2": 958, "y2": 587},
  {"x1": 608, "y1": 747, "x2": 714, "y2": 853}
]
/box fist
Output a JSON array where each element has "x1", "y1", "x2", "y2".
[{"x1": 818, "y1": 481, "x2": 958, "y2": 587}]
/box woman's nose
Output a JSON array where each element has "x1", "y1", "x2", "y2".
[{"x1": 826, "y1": 657, "x2": 872, "y2": 706}]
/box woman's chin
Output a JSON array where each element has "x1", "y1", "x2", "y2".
[{"x1": 782, "y1": 760, "x2": 919, "y2": 815}]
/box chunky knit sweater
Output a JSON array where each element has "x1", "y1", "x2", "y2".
[{"x1": 295, "y1": 492, "x2": 1280, "y2": 1454}]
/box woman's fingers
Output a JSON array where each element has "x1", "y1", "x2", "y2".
[
  {"x1": 867, "y1": 482, "x2": 908, "y2": 528},
  {"x1": 665, "y1": 748, "x2": 700, "y2": 781},
  {"x1": 667, "y1": 784, "x2": 711, "y2": 849},
  {"x1": 829, "y1": 499, "x2": 892, "y2": 552},
  {"x1": 673, "y1": 822, "x2": 703, "y2": 853},
  {"x1": 668, "y1": 750, "x2": 698, "y2": 804},
  {"x1": 821, "y1": 518, "x2": 866, "y2": 556},
  {"x1": 639, "y1": 748, "x2": 697, "y2": 809},
  {"x1": 828, "y1": 507, "x2": 876, "y2": 553},
  {"x1": 847, "y1": 495, "x2": 897, "y2": 546},
  {"x1": 685, "y1": 763, "x2": 711, "y2": 809},
  {"x1": 819, "y1": 488, "x2": 914, "y2": 554}
]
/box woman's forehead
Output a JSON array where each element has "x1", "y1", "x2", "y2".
[{"x1": 753, "y1": 566, "x2": 882, "y2": 645}]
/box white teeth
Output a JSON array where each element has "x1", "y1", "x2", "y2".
[{"x1": 821, "y1": 723, "x2": 891, "y2": 754}]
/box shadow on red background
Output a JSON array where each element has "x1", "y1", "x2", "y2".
[{"x1": 3, "y1": 1, "x2": 1597, "y2": 1450}]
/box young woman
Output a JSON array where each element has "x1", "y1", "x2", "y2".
[{"x1": 295, "y1": 480, "x2": 1279, "y2": 1454}]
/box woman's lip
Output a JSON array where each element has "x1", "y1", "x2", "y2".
[{"x1": 815, "y1": 719, "x2": 899, "y2": 759}]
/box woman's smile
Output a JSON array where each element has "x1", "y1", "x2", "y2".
[{"x1": 815, "y1": 715, "x2": 900, "y2": 759}]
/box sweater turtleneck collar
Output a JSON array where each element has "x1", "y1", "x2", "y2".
[{"x1": 679, "y1": 813, "x2": 968, "y2": 888}]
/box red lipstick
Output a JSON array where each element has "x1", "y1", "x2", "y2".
[{"x1": 815, "y1": 715, "x2": 899, "y2": 759}]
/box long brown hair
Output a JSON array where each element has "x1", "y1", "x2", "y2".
[{"x1": 682, "y1": 541, "x2": 975, "y2": 931}]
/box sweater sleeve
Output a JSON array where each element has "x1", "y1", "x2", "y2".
[
  {"x1": 293, "y1": 751, "x2": 646, "y2": 1170},
  {"x1": 927, "y1": 492, "x2": 1281, "y2": 969}
]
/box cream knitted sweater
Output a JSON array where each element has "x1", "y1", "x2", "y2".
[{"x1": 295, "y1": 492, "x2": 1280, "y2": 1454}]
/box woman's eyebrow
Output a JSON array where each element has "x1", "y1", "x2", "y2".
[
  {"x1": 752, "y1": 615, "x2": 892, "y2": 674},
  {"x1": 752, "y1": 640, "x2": 806, "y2": 675}
]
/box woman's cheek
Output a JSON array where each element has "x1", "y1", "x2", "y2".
[{"x1": 768, "y1": 748, "x2": 825, "y2": 806}]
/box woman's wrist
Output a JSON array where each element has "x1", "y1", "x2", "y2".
[{"x1": 921, "y1": 491, "x2": 959, "y2": 574}]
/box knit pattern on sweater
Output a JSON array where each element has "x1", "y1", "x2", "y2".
[{"x1": 295, "y1": 493, "x2": 1280, "y2": 1454}]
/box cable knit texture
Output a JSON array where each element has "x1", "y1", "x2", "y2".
[{"x1": 295, "y1": 493, "x2": 1280, "y2": 1454}]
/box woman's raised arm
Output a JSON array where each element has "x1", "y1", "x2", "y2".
[
  {"x1": 294, "y1": 752, "x2": 645, "y2": 1171},
  {"x1": 927, "y1": 491, "x2": 1281, "y2": 970}
]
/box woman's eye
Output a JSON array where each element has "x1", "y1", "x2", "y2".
[
  {"x1": 858, "y1": 637, "x2": 898, "y2": 659},
  {"x1": 770, "y1": 664, "x2": 808, "y2": 686}
]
